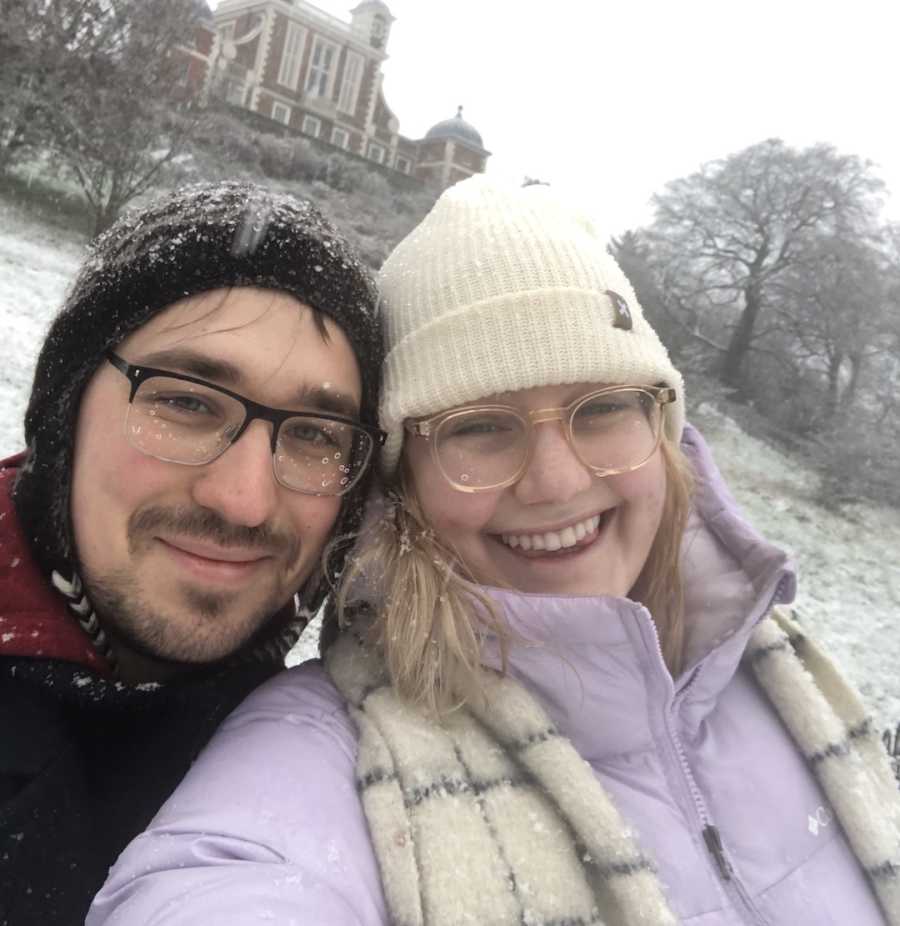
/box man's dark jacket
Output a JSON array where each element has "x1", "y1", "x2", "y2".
[{"x1": 0, "y1": 456, "x2": 282, "y2": 925}]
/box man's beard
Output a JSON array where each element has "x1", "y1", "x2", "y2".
[
  {"x1": 83, "y1": 565, "x2": 286, "y2": 666},
  {"x1": 80, "y1": 504, "x2": 302, "y2": 666}
]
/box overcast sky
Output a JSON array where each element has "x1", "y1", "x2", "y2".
[{"x1": 299, "y1": 0, "x2": 900, "y2": 238}]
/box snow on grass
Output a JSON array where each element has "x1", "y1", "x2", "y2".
[
  {"x1": 691, "y1": 402, "x2": 900, "y2": 728},
  {"x1": 1, "y1": 199, "x2": 898, "y2": 730},
  {"x1": 0, "y1": 198, "x2": 86, "y2": 456}
]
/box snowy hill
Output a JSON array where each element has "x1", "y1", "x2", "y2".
[{"x1": 2, "y1": 198, "x2": 899, "y2": 731}]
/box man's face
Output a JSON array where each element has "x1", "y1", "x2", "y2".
[{"x1": 70, "y1": 287, "x2": 362, "y2": 670}]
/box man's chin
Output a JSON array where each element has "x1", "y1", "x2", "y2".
[{"x1": 82, "y1": 564, "x2": 298, "y2": 679}]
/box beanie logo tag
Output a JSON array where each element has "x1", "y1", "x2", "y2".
[{"x1": 606, "y1": 290, "x2": 633, "y2": 331}]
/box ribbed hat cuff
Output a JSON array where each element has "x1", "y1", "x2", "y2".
[{"x1": 379, "y1": 291, "x2": 685, "y2": 474}]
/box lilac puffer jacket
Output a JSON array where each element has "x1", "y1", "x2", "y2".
[{"x1": 88, "y1": 427, "x2": 887, "y2": 924}]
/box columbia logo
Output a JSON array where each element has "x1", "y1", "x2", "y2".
[{"x1": 808, "y1": 805, "x2": 833, "y2": 836}]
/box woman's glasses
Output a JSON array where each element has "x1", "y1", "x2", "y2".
[{"x1": 406, "y1": 386, "x2": 676, "y2": 493}]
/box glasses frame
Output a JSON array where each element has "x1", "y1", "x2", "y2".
[
  {"x1": 406, "y1": 385, "x2": 677, "y2": 493},
  {"x1": 106, "y1": 350, "x2": 386, "y2": 496}
]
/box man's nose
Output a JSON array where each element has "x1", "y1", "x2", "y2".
[
  {"x1": 513, "y1": 420, "x2": 593, "y2": 505},
  {"x1": 190, "y1": 420, "x2": 279, "y2": 527}
]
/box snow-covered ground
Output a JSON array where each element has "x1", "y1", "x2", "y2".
[
  {"x1": 2, "y1": 199, "x2": 899, "y2": 730},
  {"x1": 0, "y1": 199, "x2": 85, "y2": 454}
]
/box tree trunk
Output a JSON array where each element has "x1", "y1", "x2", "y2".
[
  {"x1": 720, "y1": 283, "x2": 763, "y2": 390},
  {"x1": 842, "y1": 352, "x2": 865, "y2": 410},
  {"x1": 826, "y1": 351, "x2": 844, "y2": 420},
  {"x1": 92, "y1": 195, "x2": 122, "y2": 237}
]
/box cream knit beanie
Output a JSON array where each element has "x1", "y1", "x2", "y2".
[{"x1": 378, "y1": 175, "x2": 685, "y2": 474}]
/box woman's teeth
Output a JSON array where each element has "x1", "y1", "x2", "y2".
[{"x1": 500, "y1": 514, "x2": 602, "y2": 552}]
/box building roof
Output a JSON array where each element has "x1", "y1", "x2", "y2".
[
  {"x1": 351, "y1": 1, "x2": 395, "y2": 22},
  {"x1": 425, "y1": 107, "x2": 485, "y2": 149}
]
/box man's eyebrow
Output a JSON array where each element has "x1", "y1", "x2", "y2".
[
  {"x1": 294, "y1": 385, "x2": 361, "y2": 420},
  {"x1": 135, "y1": 348, "x2": 361, "y2": 418},
  {"x1": 137, "y1": 348, "x2": 243, "y2": 386}
]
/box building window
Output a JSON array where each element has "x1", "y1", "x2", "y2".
[
  {"x1": 331, "y1": 126, "x2": 350, "y2": 150},
  {"x1": 271, "y1": 102, "x2": 291, "y2": 126},
  {"x1": 224, "y1": 77, "x2": 246, "y2": 106},
  {"x1": 277, "y1": 21, "x2": 307, "y2": 89},
  {"x1": 337, "y1": 51, "x2": 363, "y2": 115},
  {"x1": 367, "y1": 142, "x2": 385, "y2": 164},
  {"x1": 301, "y1": 114, "x2": 321, "y2": 137},
  {"x1": 395, "y1": 155, "x2": 411, "y2": 175},
  {"x1": 370, "y1": 14, "x2": 386, "y2": 49},
  {"x1": 178, "y1": 59, "x2": 192, "y2": 87},
  {"x1": 305, "y1": 36, "x2": 338, "y2": 98},
  {"x1": 219, "y1": 21, "x2": 235, "y2": 43}
]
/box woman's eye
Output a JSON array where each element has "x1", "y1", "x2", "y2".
[
  {"x1": 447, "y1": 417, "x2": 512, "y2": 438},
  {"x1": 578, "y1": 401, "x2": 622, "y2": 417}
]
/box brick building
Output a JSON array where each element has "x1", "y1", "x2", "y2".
[{"x1": 196, "y1": 0, "x2": 489, "y2": 188}]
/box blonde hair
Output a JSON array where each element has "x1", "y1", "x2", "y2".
[
  {"x1": 336, "y1": 437, "x2": 694, "y2": 716},
  {"x1": 631, "y1": 438, "x2": 695, "y2": 677}
]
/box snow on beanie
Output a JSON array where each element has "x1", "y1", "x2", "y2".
[
  {"x1": 13, "y1": 180, "x2": 383, "y2": 668},
  {"x1": 376, "y1": 174, "x2": 685, "y2": 474}
]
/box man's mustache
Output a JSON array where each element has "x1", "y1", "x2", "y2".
[{"x1": 128, "y1": 506, "x2": 299, "y2": 561}]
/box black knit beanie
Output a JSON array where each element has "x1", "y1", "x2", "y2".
[{"x1": 13, "y1": 180, "x2": 383, "y2": 670}]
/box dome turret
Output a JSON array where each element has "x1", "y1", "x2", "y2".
[{"x1": 425, "y1": 106, "x2": 484, "y2": 150}]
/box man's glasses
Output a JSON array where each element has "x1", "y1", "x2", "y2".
[
  {"x1": 106, "y1": 351, "x2": 385, "y2": 497},
  {"x1": 406, "y1": 386, "x2": 676, "y2": 493}
]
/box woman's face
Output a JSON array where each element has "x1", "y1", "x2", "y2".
[{"x1": 404, "y1": 382, "x2": 668, "y2": 597}]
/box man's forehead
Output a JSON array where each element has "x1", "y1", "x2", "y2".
[
  {"x1": 117, "y1": 288, "x2": 361, "y2": 414},
  {"x1": 135, "y1": 346, "x2": 360, "y2": 418},
  {"x1": 134, "y1": 287, "x2": 308, "y2": 339}
]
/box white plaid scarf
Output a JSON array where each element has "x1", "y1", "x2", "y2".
[{"x1": 326, "y1": 607, "x2": 900, "y2": 925}]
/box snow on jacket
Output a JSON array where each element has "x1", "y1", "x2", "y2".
[
  {"x1": 0, "y1": 454, "x2": 282, "y2": 926},
  {"x1": 89, "y1": 426, "x2": 898, "y2": 925}
]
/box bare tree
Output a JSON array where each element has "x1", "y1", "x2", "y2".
[
  {"x1": 3, "y1": 0, "x2": 210, "y2": 233},
  {"x1": 0, "y1": 0, "x2": 56, "y2": 171},
  {"x1": 647, "y1": 139, "x2": 885, "y2": 392},
  {"x1": 772, "y1": 233, "x2": 894, "y2": 422}
]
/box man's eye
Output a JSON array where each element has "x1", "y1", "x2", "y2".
[
  {"x1": 286, "y1": 423, "x2": 338, "y2": 446},
  {"x1": 158, "y1": 394, "x2": 215, "y2": 415}
]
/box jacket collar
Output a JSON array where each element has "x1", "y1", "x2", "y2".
[
  {"x1": 478, "y1": 423, "x2": 795, "y2": 755},
  {"x1": 0, "y1": 453, "x2": 110, "y2": 673}
]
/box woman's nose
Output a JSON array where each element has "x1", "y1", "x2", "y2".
[{"x1": 512, "y1": 421, "x2": 593, "y2": 505}]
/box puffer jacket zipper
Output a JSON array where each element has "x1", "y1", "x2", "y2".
[
  {"x1": 636, "y1": 575, "x2": 791, "y2": 924},
  {"x1": 666, "y1": 662, "x2": 770, "y2": 925}
]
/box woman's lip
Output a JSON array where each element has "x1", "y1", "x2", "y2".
[
  {"x1": 493, "y1": 528, "x2": 602, "y2": 560},
  {"x1": 491, "y1": 509, "x2": 609, "y2": 537},
  {"x1": 491, "y1": 510, "x2": 613, "y2": 560}
]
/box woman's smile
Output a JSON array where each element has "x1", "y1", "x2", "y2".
[{"x1": 495, "y1": 510, "x2": 608, "y2": 553}]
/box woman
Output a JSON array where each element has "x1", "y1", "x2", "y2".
[{"x1": 90, "y1": 177, "x2": 900, "y2": 925}]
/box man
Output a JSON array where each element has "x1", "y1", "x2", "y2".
[{"x1": 0, "y1": 181, "x2": 384, "y2": 925}]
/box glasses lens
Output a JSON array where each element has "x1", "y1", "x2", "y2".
[
  {"x1": 125, "y1": 376, "x2": 245, "y2": 464},
  {"x1": 570, "y1": 389, "x2": 661, "y2": 472},
  {"x1": 275, "y1": 416, "x2": 373, "y2": 496},
  {"x1": 435, "y1": 409, "x2": 527, "y2": 489}
]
